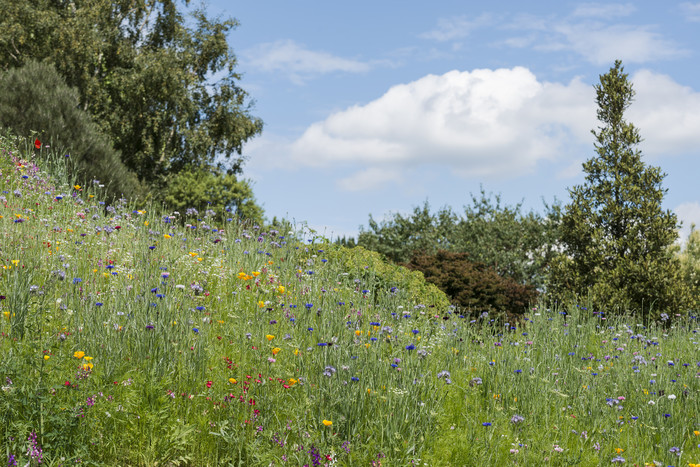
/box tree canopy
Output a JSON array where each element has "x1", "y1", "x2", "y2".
[
  {"x1": 0, "y1": 0, "x2": 263, "y2": 192},
  {"x1": 356, "y1": 190, "x2": 560, "y2": 290}
]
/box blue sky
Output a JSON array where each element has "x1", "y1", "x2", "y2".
[{"x1": 200, "y1": 1, "x2": 700, "y2": 241}]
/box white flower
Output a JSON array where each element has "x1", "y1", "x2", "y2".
[
  {"x1": 668, "y1": 394, "x2": 676, "y2": 400},
  {"x1": 648, "y1": 400, "x2": 655, "y2": 405}
]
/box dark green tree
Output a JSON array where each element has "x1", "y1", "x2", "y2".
[
  {"x1": 0, "y1": 0, "x2": 262, "y2": 190},
  {"x1": 0, "y1": 60, "x2": 145, "y2": 201},
  {"x1": 550, "y1": 60, "x2": 689, "y2": 317}
]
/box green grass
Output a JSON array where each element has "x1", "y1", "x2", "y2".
[{"x1": 1, "y1": 131, "x2": 700, "y2": 466}]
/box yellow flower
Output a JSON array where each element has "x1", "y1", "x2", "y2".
[
  {"x1": 83, "y1": 356, "x2": 93, "y2": 362},
  {"x1": 258, "y1": 301, "x2": 266, "y2": 308},
  {"x1": 615, "y1": 448, "x2": 624, "y2": 454},
  {"x1": 252, "y1": 271, "x2": 260, "y2": 277},
  {"x1": 229, "y1": 378, "x2": 237, "y2": 384},
  {"x1": 73, "y1": 351, "x2": 85, "y2": 359},
  {"x1": 43, "y1": 355, "x2": 50, "y2": 360},
  {"x1": 272, "y1": 347, "x2": 281, "y2": 355},
  {"x1": 74, "y1": 185, "x2": 81, "y2": 190},
  {"x1": 322, "y1": 420, "x2": 332, "y2": 427},
  {"x1": 277, "y1": 286, "x2": 285, "y2": 294},
  {"x1": 11, "y1": 260, "x2": 19, "y2": 266},
  {"x1": 189, "y1": 252, "x2": 197, "y2": 257},
  {"x1": 237, "y1": 272, "x2": 247, "y2": 280},
  {"x1": 294, "y1": 349, "x2": 300, "y2": 356},
  {"x1": 355, "y1": 330, "x2": 362, "y2": 336},
  {"x1": 82, "y1": 363, "x2": 93, "y2": 370},
  {"x1": 287, "y1": 378, "x2": 297, "y2": 386},
  {"x1": 3, "y1": 311, "x2": 9, "y2": 320},
  {"x1": 164, "y1": 234, "x2": 171, "y2": 239},
  {"x1": 695, "y1": 431, "x2": 700, "y2": 436},
  {"x1": 144, "y1": 221, "x2": 149, "y2": 226},
  {"x1": 266, "y1": 334, "x2": 275, "y2": 341}
]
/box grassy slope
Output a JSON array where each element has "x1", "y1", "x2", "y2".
[{"x1": 2, "y1": 133, "x2": 700, "y2": 466}]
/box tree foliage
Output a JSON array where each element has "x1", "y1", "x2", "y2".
[
  {"x1": 549, "y1": 61, "x2": 689, "y2": 317},
  {"x1": 0, "y1": 60, "x2": 145, "y2": 201},
  {"x1": 356, "y1": 190, "x2": 560, "y2": 289},
  {"x1": 163, "y1": 167, "x2": 263, "y2": 225},
  {"x1": 677, "y1": 226, "x2": 700, "y2": 312},
  {"x1": 0, "y1": 0, "x2": 263, "y2": 190},
  {"x1": 404, "y1": 250, "x2": 538, "y2": 320}
]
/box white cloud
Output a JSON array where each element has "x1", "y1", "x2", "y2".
[
  {"x1": 629, "y1": 70, "x2": 700, "y2": 157},
  {"x1": 571, "y1": 3, "x2": 636, "y2": 18},
  {"x1": 552, "y1": 23, "x2": 687, "y2": 65},
  {"x1": 242, "y1": 40, "x2": 370, "y2": 83},
  {"x1": 246, "y1": 67, "x2": 700, "y2": 192},
  {"x1": 420, "y1": 14, "x2": 493, "y2": 41},
  {"x1": 288, "y1": 67, "x2": 595, "y2": 179},
  {"x1": 337, "y1": 167, "x2": 402, "y2": 192},
  {"x1": 675, "y1": 202, "x2": 700, "y2": 241},
  {"x1": 680, "y1": 2, "x2": 700, "y2": 22},
  {"x1": 498, "y1": 7, "x2": 687, "y2": 65}
]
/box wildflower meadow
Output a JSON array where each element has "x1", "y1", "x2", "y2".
[{"x1": 2, "y1": 132, "x2": 700, "y2": 466}]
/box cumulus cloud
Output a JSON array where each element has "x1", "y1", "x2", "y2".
[
  {"x1": 266, "y1": 66, "x2": 700, "y2": 192},
  {"x1": 242, "y1": 40, "x2": 370, "y2": 83},
  {"x1": 629, "y1": 70, "x2": 700, "y2": 157},
  {"x1": 287, "y1": 67, "x2": 595, "y2": 184}
]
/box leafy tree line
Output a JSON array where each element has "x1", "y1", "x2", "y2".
[
  {"x1": 0, "y1": 0, "x2": 263, "y2": 222},
  {"x1": 349, "y1": 61, "x2": 691, "y2": 320}
]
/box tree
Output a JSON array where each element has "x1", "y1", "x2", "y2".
[
  {"x1": 163, "y1": 167, "x2": 264, "y2": 225},
  {"x1": 550, "y1": 60, "x2": 689, "y2": 317},
  {"x1": 0, "y1": 60, "x2": 145, "y2": 201},
  {"x1": 0, "y1": 0, "x2": 262, "y2": 190},
  {"x1": 356, "y1": 190, "x2": 560, "y2": 290},
  {"x1": 677, "y1": 225, "x2": 700, "y2": 311}
]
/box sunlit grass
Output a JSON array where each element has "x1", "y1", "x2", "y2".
[{"x1": 1, "y1": 132, "x2": 700, "y2": 466}]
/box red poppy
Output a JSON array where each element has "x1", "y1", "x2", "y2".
[{"x1": 34, "y1": 139, "x2": 41, "y2": 149}]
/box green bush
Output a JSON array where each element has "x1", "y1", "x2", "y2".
[
  {"x1": 325, "y1": 244, "x2": 451, "y2": 310},
  {"x1": 0, "y1": 60, "x2": 146, "y2": 201}
]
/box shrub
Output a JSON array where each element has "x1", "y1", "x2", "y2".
[
  {"x1": 404, "y1": 250, "x2": 537, "y2": 319},
  {"x1": 0, "y1": 60, "x2": 145, "y2": 201}
]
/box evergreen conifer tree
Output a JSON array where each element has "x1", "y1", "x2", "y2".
[{"x1": 550, "y1": 61, "x2": 689, "y2": 318}]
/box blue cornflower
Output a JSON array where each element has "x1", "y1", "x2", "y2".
[
  {"x1": 482, "y1": 422, "x2": 492, "y2": 427},
  {"x1": 73, "y1": 278, "x2": 82, "y2": 284}
]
